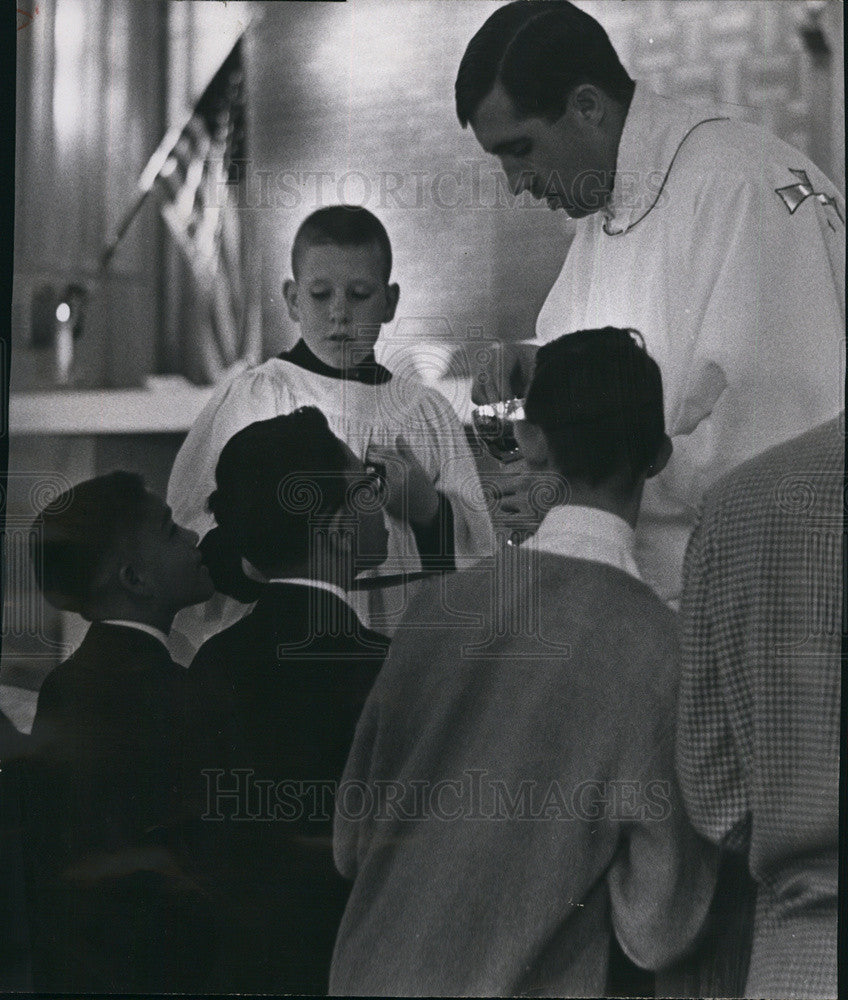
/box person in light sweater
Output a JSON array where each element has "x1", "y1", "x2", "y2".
[{"x1": 330, "y1": 328, "x2": 718, "y2": 997}]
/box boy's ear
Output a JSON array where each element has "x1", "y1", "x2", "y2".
[
  {"x1": 647, "y1": 434, "x2": 673, "y2": 478},
  {"x1": 383, "y1": 283, "x2": 400, "y2": 323},
  {"x1": 117, "y1": 560, "x2": 154, "y2": 600},
  {"x1": 513, "y1": 420, "x2": 550, "y2": 471},
  {"x1": 283, "y1": 279, "x2": 300, "y2": 323},
  {"x1": 569, "y1": 83, "x2": 605, "y2": 127}
]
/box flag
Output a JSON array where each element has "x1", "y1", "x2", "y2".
[
  {"x1": 103, "y1": 36, "x2": 261, "y2": 384},
  {"x1": 154, "y1": 38, "x2": 261, "y2": 383}
]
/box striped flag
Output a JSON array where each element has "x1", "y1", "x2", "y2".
[
  {"x1": 153, "y1": 38, "x2": 260, "y2": 382},
  {"x1": 103, "y1": 36, "x2": 261, "y2": 383}
]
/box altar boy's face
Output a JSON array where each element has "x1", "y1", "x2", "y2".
[{"x1": 283, "y1": 242, "x2": 399, "y2": 370}]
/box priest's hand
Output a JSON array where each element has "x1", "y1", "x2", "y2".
[{"x1": 471, "y1": 340, "x2": 538, "y2": 405}]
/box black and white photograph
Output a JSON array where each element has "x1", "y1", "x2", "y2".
[{"x1": 1, "y1": 1, "x2": 844, "y2": 996}]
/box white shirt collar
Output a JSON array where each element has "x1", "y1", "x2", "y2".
[
  {"x1": 99, "y1": 620, "x2": 170, "y2": 649},
  {"x1": 245, "y1": 556, "x2": 365, "y2": 623},
  {"x1": 522, "y1": 504, "x2": 641, "y2": 581},
  {"x1": 604, "y1": 83, "x2": 730, "y2": 235},
  {"x1": 265, "y1": 578, "x2": 362, "y2": 620}
]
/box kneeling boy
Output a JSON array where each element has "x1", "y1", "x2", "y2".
[
  {"x1": 26, "y1": 472, "x2": 217, "y2": 992},
  {"x1": 186, "y1": 406, "x2": 391, "y2": 994},
  {"x1": 331, "y1": 328, "x2": 719, "y2": 997}
]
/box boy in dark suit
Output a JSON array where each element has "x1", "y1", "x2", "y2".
[
  {"x1": 25, "y1": 472, "x2": 217, "y2": 992},
  {"x1": 186, "y1": 406, "x2": 390, "y2": 994},
  {"x1": 0, "y1": 710, "x2": 31, "y2": 988}
]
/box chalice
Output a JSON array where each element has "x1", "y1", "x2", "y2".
[
  {"x1": 471, "y1": 397, "x2": 536, "y2": 546},
  {"x1": 470, "y1": 397, "x2": 526, "y2": 464}
]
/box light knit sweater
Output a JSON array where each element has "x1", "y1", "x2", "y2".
[{"x1": 331, "y1": 550, "x2": 718, "y2": 997}]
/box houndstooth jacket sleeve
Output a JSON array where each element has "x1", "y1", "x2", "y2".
[
  {"x1": 676, "y1": 418, "x2": 843, "y2": 855},
  {"x1": 674, "y1": 418, "x2": 842, "y2": 997},
  {"x1": 675, "y1": 499, "x2": 750, "y2": 847}
]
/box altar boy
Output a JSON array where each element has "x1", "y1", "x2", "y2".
[{"x1": 168, "y1": 205, "x2": 493, "y2": 658}]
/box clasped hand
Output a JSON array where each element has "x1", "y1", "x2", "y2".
[{"x1": 366, "y1": 435, "x2": 439, "y2": 528}]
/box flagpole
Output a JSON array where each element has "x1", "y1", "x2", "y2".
[
  {"x1": 98, "y1": 124, "x2": 188, "y2": 274},
  {"x1": 99, "y1": 27, "x2": 247, "y2": 274},
  {"x1": 98, "y1": 190, "x2": 150, "y2": 274},
  {"x1": 98, "y1": 22, "x2": 248, "y2": 275}
]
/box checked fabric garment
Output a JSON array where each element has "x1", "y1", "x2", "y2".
[{"x1": 677, "y1": 416, "x2": 843, "y2": 999}]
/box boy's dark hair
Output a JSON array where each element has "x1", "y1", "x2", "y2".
[
  {"x1": 524, "y1": 327, "x2": 665, "y2": 486},
  {"x1": 30, "y1": 471, "x2": 149, "y2": 614},
  {"x1": 455, "y1": 0, "x2": 634, "y2": 127},
  {"x1": 208, "y1": 407, "x2": 350, "y2": 572},
  {"x1": 291, "y1": 205, "x2": 393, "y2": 283}
]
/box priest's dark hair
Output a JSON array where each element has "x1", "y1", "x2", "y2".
[
  {"x1": 291, "y1": 205, "x2": 393, "y2": 282},
  {"x1": 208, "y1": 407, "x2": 350, "y2": 573},
  {"x1": 524, "y1": 327, "x2": 665, "y2": 486},
  {"x1": 30, "y1": 471, "x2": 149, "y2": 615},
  {"x1": 455, "y1": 0, "x2": 634, "y2": 127}
]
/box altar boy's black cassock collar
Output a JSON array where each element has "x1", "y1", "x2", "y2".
[{"x1": 279, "y1": 339, "x2": 392, "y2": 386}]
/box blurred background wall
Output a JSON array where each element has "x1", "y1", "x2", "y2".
[{"x1": 13, "y1": 0, "x2": 167, "y2": 391}]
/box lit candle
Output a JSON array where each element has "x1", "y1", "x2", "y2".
[{"x1": 55, "y1": 301, "x2": 73, "y2": 385}]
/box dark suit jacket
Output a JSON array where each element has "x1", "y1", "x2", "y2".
[
  {"x1": 186, "y1": 582, "x2": 388, "y2": 994},
  {"x1": 0, "y1": 712, "x2": 31, "y2": 987},
  {"x1": 24, "y1": 623, "x2": 219, "y2": 993}
]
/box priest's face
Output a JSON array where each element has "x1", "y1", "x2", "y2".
[
  {"x1": 470, "y1": 82, "x2": 613, "y2": 218},
  {"x1": 284, "y1": 242, "x2": 400, "y2": 370}
]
